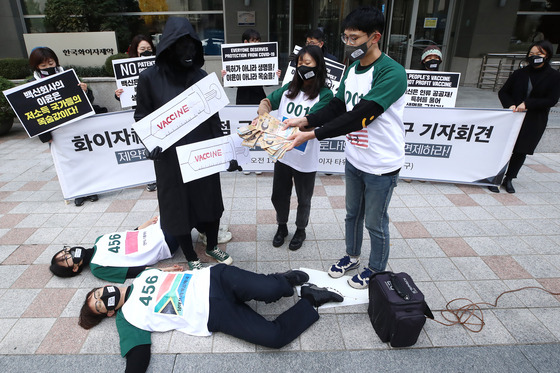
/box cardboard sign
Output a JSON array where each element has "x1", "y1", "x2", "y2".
[
  {"x1": 2, "y1": 69, "x2": 94, "y2": 137},
  {"x1": 133, "y1": 73, "x2": 229, "y2": 152},
  {"x1": 112, "y1": 56, "x2": 156, "y2": 108},
  {"x1": 176, "y1": 135, "x2": 249, "y2": 183},
  {"x1": 221, "y1": 42, "x2": 279, "y2": 87},
  {"x1": 50, "y1": 110, "x2": 156, "y2": 199},
  {"x1": 281, "y1": 45, "x2": 345, "y2": 94},
  {"x1": 405, "y1": 70, "x2": 461, "y2": 107}
]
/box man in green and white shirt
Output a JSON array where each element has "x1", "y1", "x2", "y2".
[{"x1": 284, "y1": 6, "x2": 407, "y2": 289}]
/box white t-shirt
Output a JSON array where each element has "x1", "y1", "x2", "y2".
[
  {"x1": 121, "y1": 268, "x2": 211, "y2": 336},
  {"x1": 91, "y1": 222, "x2": 172, "y2": 268}
]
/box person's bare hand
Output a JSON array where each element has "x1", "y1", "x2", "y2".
[
  {"x1": 78, "y1": 82, "x2": 87, "y2": 92},
  {"x1": 286, "y1": 130, "x2": 315, "y2": 151},
  {"x1": 515, "y1": 102, "x2": 526, "y2": 112},
  {"x1": 282, "y1": 116, "x2": 308, "y2": 130},
  {"x1": 115, "y1": 88, "x2": 124, "y2": 98},
  {"x1": 160, "y1": 264, "x2": 183, "y2": 272}
]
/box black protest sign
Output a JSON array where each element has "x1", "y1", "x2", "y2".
[
  {"x1": 405, "y1": 70, "x2": 461, "y2": 107},
  {"x1": 221, "y1": 42, "x2": 278, "y2": 87},
  {"x1": 112, "y1": 56, "x2": 156, "y2": 108},
  {"x1": 2, "y1": 69, "x2": 94, "y2": 137}
]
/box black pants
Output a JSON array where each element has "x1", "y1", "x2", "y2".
[
  {"x1": 271, "y1": 161, "x2": 316, "y2": 229},
  {"x1": 174, "y1": 220, "x2": 220, "y2": 261},
  {"x1": 206, "y1": 264, "x2": 319, "y2": 349},
  {"x1": 505, "y1": 152, "x2": 527, "y2": 179}
]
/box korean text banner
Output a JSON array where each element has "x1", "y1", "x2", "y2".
[
  {"x1": 112, "y1": 56, "x2": 156, "y2": 108},
  {"x1": 221, "y1": 42, "x2": 279, "y2": 87},
  {"x1": 282, "y1": 45, "x2": 346, "y2": 95},
  {"x1": 50, "y1": 110, "x2": 156, "y2": 199},
  {"x1": 405, "y1": 70, "x2": 461, "y2": 107},
  {"x1": 221, "y1": 106, "x2": 524, "y2": 186},
  {"x1": 3, "y1": 69, "x2": 94, "y2": 137},
  {"x1": 133, "y1": 73, "x2": 229, "y2": 153},
  {"x1": 400, "y1": 107, "x2": 524, "y2": 185}
]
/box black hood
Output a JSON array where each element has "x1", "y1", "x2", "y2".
[{"x1": 156, "y1": 17, "x2": 204, "y2": 68}]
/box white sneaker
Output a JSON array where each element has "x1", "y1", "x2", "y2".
[{"x1": 199, "y1": 227, "x2": 233, "y2": 245}]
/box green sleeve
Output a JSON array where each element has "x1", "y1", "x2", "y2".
[
  {"x1": 266, "y1": 83, "x2": 291, "y2": 110},
  {"x1": 116, "y1": 308, "x2": 151, "y2": 357},
  {"x1": 90, "y1": 264, "x2": 128, "y2": 283},
  {"x1": 308, "y1": 87, "x2": 334, "y2": 115},
  {"x1": 362, "y1": 60, "x2": 407, "y2": 110}
]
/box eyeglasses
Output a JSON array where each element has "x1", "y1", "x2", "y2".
[
  {"x1": 305, "y1": 40, "x2": 321, "y2": 46},
  {"x1": 61, "y1": 246, "x2": 73, "y2": 267},
  {"x1": 341, "y1": 32, "x2": 377, "y2": 46},
  {"x1": 341, "y1": 33, "x2": 368, "y2": 45}
]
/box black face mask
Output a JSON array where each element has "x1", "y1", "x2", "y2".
[
  {"x1": 344, "y1": 34, "x2": 375, "y2": 62},
  {"x1": 100, "y1": 286, "x2": 121, "y2": 312},
  {"x1": 173, "y1": 37, "x2": 197, "y2": 69},
  {"x1": 70, "y1": 246, "x2": 84, "y2": 264},
  {"x1": 423, "y1": 59, "x2": 442, "y2": 71},
  {"x1": 297, "y1": 65, "x2": 317, "y2": 80},
  {"x1": 39, "y1": 67, "x2": 58, "y2": 77},
  {"x1": 528, "y1": 55, "x2": 545, "y2": 68},
  {"x1": 140, "y1": 50, "x2": 154, "y2": 57}
]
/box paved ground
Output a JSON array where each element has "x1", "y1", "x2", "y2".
[{"x1": 1, "y1": 87, "x2": 560, "y2": 372}]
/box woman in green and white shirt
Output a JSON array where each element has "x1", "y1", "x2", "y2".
[{"x1": 257, "y1": 45, "x2": 333, "y2": 251}]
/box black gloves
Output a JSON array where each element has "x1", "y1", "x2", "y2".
[
  {"x1": 145, "y1": 146, "x2": 162, "y2": 160},
  {"x1": 227, "y1": 159, "x2": 243, "y2": 172}
]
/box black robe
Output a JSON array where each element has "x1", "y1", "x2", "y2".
[
  {"x1": 134, "y1": 17, "x2": 224, "y2": 236},
  {"x1": 498, "y1": 63, "x2": 560, "y2": 154}
]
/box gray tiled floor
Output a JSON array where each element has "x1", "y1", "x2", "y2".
[{"x1": 2, "y1": 95, "x2": 560, "y2": 371}]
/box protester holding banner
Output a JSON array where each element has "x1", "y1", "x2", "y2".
[
  {"x1": 421, "y1": 45, "x2": 443, "y2": 71},
  {"x1": 283, "y1": 7, "x2": 406, "y2": 289},
  {"x1": 28, "y1": 46, "x2": 100, "y2": 207},
  {"x1": 256, "y1": 45, "x2": 333, "y2": 251},
  {"x1": 114, "y1": 34, "x2": 156, "y2": 101},
  {"x1": 493, "y1": 40, "x2": 560, "y2": 194},
  {"x1": 134, "y1": 17, "x2": 232, "y2": 271},
  {"x1": 78, "y1": 266, "x2": 342, "y2": 371},
  {"x1": 49, "y1": 216, "x2": 187, "y2": 282}
]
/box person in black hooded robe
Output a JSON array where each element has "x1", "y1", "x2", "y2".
[{"x1": 134, "y1": 17, "x2": 233, "y2": 269}]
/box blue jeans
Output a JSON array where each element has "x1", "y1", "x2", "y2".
[{"x1": 345, "y1": 161, "x2": 398, "y2": 272}]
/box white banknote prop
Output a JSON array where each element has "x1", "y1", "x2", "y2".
[
  {"x1": 133, "y1": 73, "x2": 229, "y2": 152},
  {"x1": 282, "y1": 45, "x2": 345, "y2": 95},
  {"x1": 176, "y1": 134, "x2": 250, "y2": 183}
]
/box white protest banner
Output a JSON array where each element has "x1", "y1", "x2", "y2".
[
  {"x1": 405, "y1": 70, "x2": 461, "y2": 107},
  {"x1": 50, "y1": 110, "x2": 156, "y2": 199},
  {"x1": 176, "y1": 134, "x2": 249, "y2": 183},
  {"x1": 3, "y1": 69, "x2": 94, "y2": 137},
  {"x1": 220, "y1": 106, "x2": 524, "y2": 186},
  {"x1": 24, "y1": 32, "x2": 118, "y2": 67},
  {"x1": 400, "y1": 107, "x2": 524, "y2": 185},
  {"x1": 133, "y1": 73, "x2": 229, "y2": 152},
  {"x1": 112, "y1": 56, "x2": 156, "y2": 108},
  {"x1": 282, "y1": 45, "x2": 346, "y2": 95},
  {"x1": 221, "y1": 42, "x2": 278, "y2": 87}
]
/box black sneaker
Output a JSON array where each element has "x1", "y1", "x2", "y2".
[
  {"x1": 88, "y1": 195, "x2": 99, "y2": 202},
  {"x1": 279, "y1": 270, "x2": 309, "y2": 287},
  {"x1": 146, "y1": 183, "x2": 157, "y2": 192},
  {"x1": 74, "y1": 197, "x2": 86, "y2": 206},
  {"x1": 300, "y1": 283, "x2": 343, "y2": 307}
]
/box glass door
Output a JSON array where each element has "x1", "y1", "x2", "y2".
[{"x1": 386, "y1": 0, "x2": 454, "y2": 69}]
